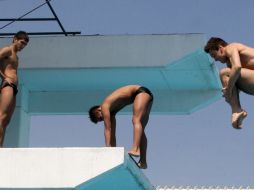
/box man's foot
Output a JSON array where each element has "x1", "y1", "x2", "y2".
[
  {"x1": 128, "y1": 150, "x2": 140, "y2": 157},
  {"x1": 231, "y1": 110, "x2": 247, "y2": 129},
  {"x1": 138, "y1": 162, "x2": 147, "y2": 169}
]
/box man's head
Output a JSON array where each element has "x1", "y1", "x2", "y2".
[
  {"x1": 13, "y1": 31, "x2": 29, "y2": 51},
  {"x1": 89, "y1": 105, "x2": 103, "y2": 123},
  {"x1": 204, "y1": 37, "x2": 228, "y2": 63}
]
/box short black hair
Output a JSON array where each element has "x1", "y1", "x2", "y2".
[
  {"x1": 13, "y1": 31, "x2": 29, "y2": 43},
  {"x1": 88, "y1": 105, "x2": 100, "y2": 124},
  {"x1": 204, "y1": 37, "x2": 227, "y2": 53}
]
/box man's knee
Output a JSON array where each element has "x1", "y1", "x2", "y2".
[
  {"x1": 219, "y1": 68, "x2": 231, "y2": 85},
  {"x1": 220, "y1": 68, "x2": 231, "y2": 77},
  {"x1": 132, "y1": 116, "x2": 141, "y2": 126}
]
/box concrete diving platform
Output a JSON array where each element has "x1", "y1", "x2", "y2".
[{"x1": 0, "y1": 147, "x2": 155, "y2": 190}]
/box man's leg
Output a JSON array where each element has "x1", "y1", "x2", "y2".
[
  {"x1": 137, "y1": 101, "x2": 152, "y2": 169},
  {"x1": 129, "y1": 93, "x2": 152, "y2": 168},
  {"x1": 220, "y1": 68, "x2": 242, "y2": 110},
  {"x1": 0, "y1": 86, "x2": 15, "y2": 147},
  {"x1": 7, "y1": 94, "x2": 16, "y2": 125},
  {"x1": 220, "y1": 68, "x2": 254, "y2": 128},
  {"x1": 138, "y1": 131, "x2": 147, "y2": 169}
]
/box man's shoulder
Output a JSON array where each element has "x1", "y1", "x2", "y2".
[
  {"x1": 227, "y1": 42, "x2": 239, "y2": 47},
  {"x1": 0, "y1": 46, "x2": 12, "y2": 53},
  {"x1": 0, "y1": 46, "x2": 12, "y2": 59},
  {"x1": 227, "y1": 42, "x2": 247, "y2": 49},
  {"x1": 0, "y1": 46, "x2": 6, "y2": 50},
  {"x1": 225, "y1": 43, "x2": 245, "y2": 54},
  {"x1": 101, "y1": 101, "x2": 111, "y2": 110}
]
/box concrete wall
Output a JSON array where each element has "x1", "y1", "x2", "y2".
[
  {"x1": 1, "y1": 34, "x2": 205, "y2": 69},
  {"x1": 0, "y1": 148, "x2": 124, "y2": 188},
  {"x1": 0, "y1": 147, "x2": 154, "y2": 190}
]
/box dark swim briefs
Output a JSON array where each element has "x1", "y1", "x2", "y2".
[
  {"x1": 135, "y1": 86, "x2": 153, "y2": 101},
  {"x1": 1, "y1": 79, "x2": 18, "y2": 96}
]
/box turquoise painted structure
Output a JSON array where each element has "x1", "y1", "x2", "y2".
[
  {"x1": 0, "y1": 34, "x2": 221, "y2": 148},
  {"x1": 18, "y1": 49, "x2": 221, "y2": 114},
  {"x1": 0, "y1": 34, "x2": 222, "y2": 190},
  {"x1": 76, "y1": 153, "x2": 154, "y2": 190}
]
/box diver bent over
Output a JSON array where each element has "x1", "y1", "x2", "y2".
[{"x1": 89, "y1": 85, "x2": 153, "y2": 169}]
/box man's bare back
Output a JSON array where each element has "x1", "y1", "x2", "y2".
[
  {"x1": 225, "y1": 43, "x2": 254, "y2": 69},
  {"x1": 102, "y1": 85, "x2": 141, "y2": 114}
]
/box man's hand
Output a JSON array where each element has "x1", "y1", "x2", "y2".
[{"x1": 222, "y1": 87, "x2": 231, "y2": 102}]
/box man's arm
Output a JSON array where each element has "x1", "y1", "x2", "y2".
[
  {"x1": 224, "y1": 46, "x2": 242, "y2": 99},
  {"x1": 110, "y1": 116, "x2": 116, "y2": 147},
  {"x1": 0, "y1": 47, "x2": 12, "y2": 60},
  {"x1": 102, "y1": 106, "x2": 113, "y2": 147}
]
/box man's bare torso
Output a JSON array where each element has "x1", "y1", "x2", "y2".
[
  {"x1": 0, "y1": 47, "x2": 18, "y2": 84},
  {"x1": 226, "y1": 43, "x2": 254, "y2": 69},
  {"x1": 102, "y1": 85, "x2": 141, "y2": 114}
]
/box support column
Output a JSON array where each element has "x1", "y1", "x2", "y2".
[{"x1": 4, "y1": 85, "x2": 30, "y2": 147}]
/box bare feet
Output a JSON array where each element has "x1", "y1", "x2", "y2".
[
  {"x1": 138, "y1": 162, "x2": 147, "y2": 169},
  {"x1": 128, "y1": 150, "x2": 140, "y2": 157},
  {"x1": 231, "y1": 110, "x2": 247, "y2": 129}
]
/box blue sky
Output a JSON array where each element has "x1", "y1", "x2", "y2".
[{"x1": 1, "y1": 0, "x2": 254, "y2": 187}]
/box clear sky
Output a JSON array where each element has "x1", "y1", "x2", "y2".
[{"x1": 1, "y1": 0, "x2": 254, "y2": 187}]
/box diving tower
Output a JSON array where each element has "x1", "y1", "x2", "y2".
[
  {"x1": 0, "y1": 33, "x2": 222, "y2": 147},
  {"x1": 0, "y1": 33, "x2": 221, "y2": 190}
]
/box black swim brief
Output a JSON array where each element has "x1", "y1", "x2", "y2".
[
  {"x1": 1, "y1": 79, "x2": 18, "y2": 96},
  {"x1": 135, "y1": 86, "x2": 153, "y2": 101}
]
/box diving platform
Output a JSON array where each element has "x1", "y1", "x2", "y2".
[
  {"x1": 0, "y1": 34, "x2": 221, "y2": 146},
  {"x1": 0, "y1": 34, "x2": 222, "y2": 189},
  {"x1": 0, "y1": 147, "x2": 154, "y2": 190}
]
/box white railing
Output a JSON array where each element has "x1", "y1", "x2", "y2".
[{"x1": 156, "y1": 186, "x2": 253, "y2": 190}]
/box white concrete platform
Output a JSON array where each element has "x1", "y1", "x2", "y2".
[{"x1": 0, "y1": 147, "x2": 154, "y2": 190}]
